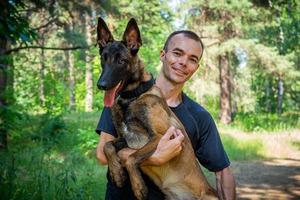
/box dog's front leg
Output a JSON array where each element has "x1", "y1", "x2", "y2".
[
  {"x1": 103, "y1": 137, "x2": 128, "y2": 187},
  {"x1": 125, "y1": 136, "x2": 160, "y2": 200}
]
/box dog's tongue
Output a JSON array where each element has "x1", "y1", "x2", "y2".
[{"x1": 104, "y1": 82, "x2": 122, "y2": 107}]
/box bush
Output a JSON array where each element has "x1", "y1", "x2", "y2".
[
  {"x1": 232, "y1": 112, "x2": 300, "y2": 132},
  {"x1": 0, "y1": 112, "x2": 106, "y2": 200}
]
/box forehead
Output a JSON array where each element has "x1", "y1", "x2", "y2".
[
  {"x1": 167, "y1": 34, "x2": 202, "y2": 57},
  {"x1": 103, "y1": 41, "x2": 128, "y2": 54}
]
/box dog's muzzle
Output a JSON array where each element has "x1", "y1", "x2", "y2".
[{"x1": 97, "y1": 80, "x2": 108, "y2": 90}]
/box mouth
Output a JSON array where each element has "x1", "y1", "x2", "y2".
[
  {"x1": 171, "y1": 66, "x2": 188, "y2": 77},
  {"x1": 104, "y1": 81, "x2": 124, "y2": 107}
]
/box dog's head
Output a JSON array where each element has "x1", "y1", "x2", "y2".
[{"x1": 97, "y1": 17, "x2": 142, "y2": 107}]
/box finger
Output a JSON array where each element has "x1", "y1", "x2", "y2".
[
  {"x1": 175, "y1": 130, "x2": 184, "y2": 142},
  {"x1": 162, "y1": 126, "x2": 176, "y2": 140},
  {"x1": 174, "y1": 129, "x2": 180, "y2": 137},
  {"x1": 174, "y1": 146, "x2": 182, "y2": 156}
]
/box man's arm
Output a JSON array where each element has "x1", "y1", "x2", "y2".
[
  {"x1": 96, "y1": 131, "x2": 115, "y2": 165},
  {"x1": 215, "y1": 167, "x2": 236, "y2": 200}
]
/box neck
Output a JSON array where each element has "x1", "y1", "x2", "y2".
[
  {"x1": 122, "y1": 57, "x2": 151, "y2": 92},
  {"x1": 120, "y1": 71, "x2": 153, "y2": 99},
  {"x1": 156, "y1": 73, "x2": 183, "y2": 107}
]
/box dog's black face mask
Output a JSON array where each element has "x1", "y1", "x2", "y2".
[{"x1": 97, "y1": 17, "x2": 142, "y2": 107}]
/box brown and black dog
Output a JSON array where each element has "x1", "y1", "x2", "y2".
[{"x1": 96, "y1": 17, "x2": 217, "y2": 200}]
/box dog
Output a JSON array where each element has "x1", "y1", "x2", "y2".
[{"x1": 96, "y1": 17, "x2": 218, "y2": 200}]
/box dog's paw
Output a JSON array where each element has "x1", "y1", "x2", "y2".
[
  {"x1": 132, "y1": 179, "x2": 148, "y2": 200},
  {"x1": 111, "y1": 167, "x2": 126, "y2": 187},
  {"x1": 109, "y1": 160, "x2": 126, "y2": 187}
]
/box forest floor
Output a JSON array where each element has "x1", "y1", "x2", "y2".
[{"x1": 228, "y1": 130, "x2": 300, "y2": 199}]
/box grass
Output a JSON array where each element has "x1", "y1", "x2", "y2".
[
  {"x1": 221, "y1": 134, "x2": 265, "y2": 161},
  {"x1": 291, "y1": 141, "x2": 300, "y2": 151},
  {"x1": 1, "y1": 111, "x2": 295, "y2": 199}
]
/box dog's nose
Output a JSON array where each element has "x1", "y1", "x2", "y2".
[{"x1": 97, "y1": 80, "x2": 108, "y2": 90}]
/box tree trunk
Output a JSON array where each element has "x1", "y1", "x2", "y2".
[
  {"x1": 84, "y1": 13, "x2": 93, "y2": 112},
  {"x1": 0, "y1": 39, "x2": 9, "y2": 149},
  {"x1": 63, "y1": 21, "x2": 76, "y2": 111},
  {"x1": 0, "y1": 0, "x2": 10, "y2": 149},
  {"x1": 65, "y1": 50, "x2": 76, "y2": 110},
  {"x1": 265, "y1": 78, "x2": 272, "y2": 112},
  {"x1": 277, "y1": 76, "x2": 284, "y2": 114},
  {"x1": 219, "y1": 53, "x2": 232, "y2": 124},
  {"x1": 39, "y1": 38, "x2": 46, "y2": 107}
]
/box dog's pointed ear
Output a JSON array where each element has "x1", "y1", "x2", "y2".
[
  {"x1": 122, "y1": 18, "x2": 142, "y2": 55},
  {"x1": 97, "y1": 17, "x2": 114, "y2": 51}
]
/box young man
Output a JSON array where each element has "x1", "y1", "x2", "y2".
[{"x1": 96, "y1": 30, "x2": 236, "y2": 200}]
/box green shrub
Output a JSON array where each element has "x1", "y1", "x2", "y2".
[
  {"x1": 0, "y1": 112, "x2": 106, "y2": 200},
  {"x1": 232, "y1": 112, "x2": 300, "y2": 132}
]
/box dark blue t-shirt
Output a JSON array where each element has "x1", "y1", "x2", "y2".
[{"x1": 96, "y1": 93, "x2": 230, "y2": 200}]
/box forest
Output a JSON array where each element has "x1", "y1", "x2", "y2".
[{"x1": 0, "y1": 0, "x2": 299, "y2": 199}]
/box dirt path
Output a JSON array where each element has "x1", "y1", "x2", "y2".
[
  {"x1": 227, "y1": 130, "x2": 300, "y2": 199},
  {"x1": 233, "y1": 159, "x2": 300, "y2": 199}
]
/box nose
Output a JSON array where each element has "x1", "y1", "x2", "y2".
[
  {"x1": 178, "y1": 56, "x2": 188, "y2": 67},
  {"x1": 97, "y1": 80, "x2": 108, "y2": 90}
]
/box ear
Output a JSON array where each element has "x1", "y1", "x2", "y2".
[
  {"x1": 97, "y1": 17, "x2": 114, "y2": 51},
  {"x1": 122, "y1": 18, "x2": 142, "y2": 55},
  {"x1": 160, "y1": 50, "x2": 166, "y2": 61}
]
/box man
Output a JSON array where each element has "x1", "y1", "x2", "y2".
[{"x1": 96, "y1": 30, "x2": 236, "y2": 200}]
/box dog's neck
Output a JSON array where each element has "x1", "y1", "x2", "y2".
[
  {"x1": 121, "y1": 56, "x2": 153, "y2": 96},
  {"x1": 120, "y1": 72, "x2": 154, "y2": 100},
  {"x1": 117, "y1": 66, "x2": 154, "y2": 118}
]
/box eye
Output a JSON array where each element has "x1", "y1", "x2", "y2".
[
  {"x1": 173, "y1": 51, "x2": 181, "y2": 56},
  {"x1": 118, "y1": 58, "x2": 127, "y2": 65},
  {"x1": 189, "y1": 58, "x2": 198, "y2": 64}
]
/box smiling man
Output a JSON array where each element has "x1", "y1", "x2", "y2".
[{"x1": 96, "y1": 30, "x2": 236, "y2": 200}]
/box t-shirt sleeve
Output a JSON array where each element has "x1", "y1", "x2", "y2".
[
  {"x1": 95, "y1": 107, "x2": 117, "y2": 137},
  {"x1": 195, "y1": 111, "x2": 230, "y2": 172}
]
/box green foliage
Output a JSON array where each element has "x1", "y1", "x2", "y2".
[
  {"x1": 232, "y1": 112, "x2": 300, "y2": 132},
  {"x1": 0, "y1": 112, "x2": 106, "y2": 200},
  {"x1": 30, "y1": 114, "x2": 66, "y2": 146},
  {"x1": 0, "y1": 0, "x2": 37, "y2": 44}
]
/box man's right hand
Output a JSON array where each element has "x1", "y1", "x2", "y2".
[{"x1": 143, "y1": 126, "x2": 184, "y2": 166}]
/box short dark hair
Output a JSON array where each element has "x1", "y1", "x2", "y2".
[{"x1": 163, "y1": 30, "x2": 204, "y2": 59}]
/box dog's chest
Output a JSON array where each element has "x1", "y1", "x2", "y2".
[
  {"x1": 116, "y1": 98, "x2": 150, "y2": 149},
  {"x1": 121, "y1": 122, "x2": 149, "y2": 149}
]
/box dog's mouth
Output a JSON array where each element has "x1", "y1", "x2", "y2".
[{"x1": 104, "y1": 81, "x2": 123, "y2": 107}]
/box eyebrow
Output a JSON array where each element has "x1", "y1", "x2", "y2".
[{"x1": 172, "y1": 48, "x2": 200, "y2": 61}]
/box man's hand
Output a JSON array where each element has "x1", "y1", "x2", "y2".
[{"x1": 143, "y1": 126, "x2": 184, "y2": 166}]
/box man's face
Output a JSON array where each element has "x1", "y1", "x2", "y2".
[{"x1": 160, "y1": 34, "x2": 202, "y2": 84}]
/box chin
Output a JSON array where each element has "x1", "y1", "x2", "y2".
[{"x1": 170, "y1": 76, "x2": 187, "y2": 84}]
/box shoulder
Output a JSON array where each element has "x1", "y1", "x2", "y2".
[
  {"x1": 95, "y1": 107, "x2": 117, "y2": 136},
  {"x1": 182, "y1": 93, "x2": 213, "y2": 123}
]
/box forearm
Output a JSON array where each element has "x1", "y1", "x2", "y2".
[
  {"x1": 215, "y1": 167, "x2": 236, "y2": 200},
  {"x1": 96, "y1": 132, "x2": 115, "y2": 165}
]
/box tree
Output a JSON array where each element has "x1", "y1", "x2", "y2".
[
  {"x1": 178, "y1": 0, "x2": 299, "y2": 122},
  {"x1": 0, "y1": 0, "x2": 36, "y2": 148}
]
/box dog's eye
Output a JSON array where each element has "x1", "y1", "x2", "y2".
[{"x1": 118, "y1": 58, "x2": 127, "y2": 65}]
